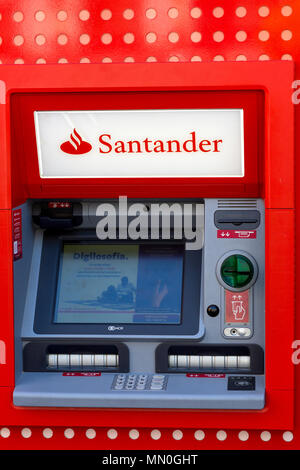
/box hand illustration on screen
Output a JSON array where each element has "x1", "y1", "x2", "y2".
[
  {"x1": 232, "y1": 300, "x2": 246, "y2": 320},
  {"x1": 152, "y1": 280, "x2": 169, "y2": 308}
]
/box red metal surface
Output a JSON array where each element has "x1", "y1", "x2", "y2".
[
  {"x1": 0, "y1": 0, "x2": 298, "y2": 450},
  {"x1": 0, "y1": 1, "x2": 298, "y2": 64},
  {"x1": 0, "y1": 210, "x2": 14, "y2": 387}
]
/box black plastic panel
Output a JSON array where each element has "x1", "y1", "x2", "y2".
[
  {"x1": 155, "y1": 343, "x2": 264, "y2": 374},
  {"x1": 23, "y1": 341, "x2": 129, "y2": 372}
]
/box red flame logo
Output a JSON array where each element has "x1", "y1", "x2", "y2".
[{"x1": 60, "y1": 128, "x2": 92, "y2": 155}]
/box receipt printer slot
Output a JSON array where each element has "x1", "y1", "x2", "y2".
[{"x1": 214, "y1": 210, "x2": 260, "y2": 230}]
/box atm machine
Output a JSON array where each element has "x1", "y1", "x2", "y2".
[
  {"x1": 15, "y1": 196, "x2": 264, "y2": 408},
  {"x1": 0, "y1": 62, "x2": 294, "y2": 428}
]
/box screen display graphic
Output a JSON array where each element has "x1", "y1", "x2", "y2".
[{"x1": 54, "y1": 244, "x2": 184, "y2": 325}]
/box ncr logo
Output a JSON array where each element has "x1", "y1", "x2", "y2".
[{"x1": 60, "y1": 128, "x2": 92, "y2": 155}]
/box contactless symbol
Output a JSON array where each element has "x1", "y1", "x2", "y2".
[
  {"x1": 225, "y1": 290, "x2": 249, "y2": 323},
  {"x1": 60, "y1": 128, "x2": 92, "y2": 155},
  {"x1": 231, "y1": 296, "x2": 246, "y2": 320}
]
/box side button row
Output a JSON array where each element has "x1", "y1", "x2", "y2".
[
  {"x1": 168, "y1": 355, "x2": 251, "y2": 369},
  {"x1": 47, "y1": 353, "x2": 119, "y2": 369}
]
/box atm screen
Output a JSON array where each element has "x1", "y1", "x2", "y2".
[{"x1": 54, "y1": 243, "x2": 184, "y2": 325}]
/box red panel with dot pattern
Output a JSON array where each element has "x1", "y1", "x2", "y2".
[
  {"x1": 0, "y1": 1, "x2": 298, "y2": 65},
  {"x1": 0, "y1": 0, "x2": 299, "y2": 450}
]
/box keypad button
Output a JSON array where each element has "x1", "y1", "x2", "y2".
[
  {"x1": 112, "y1": 374, "x2": 167, "y2": 391},
  {"x1": 115, "y1": 384, "x2": 124, "y2": 390}
]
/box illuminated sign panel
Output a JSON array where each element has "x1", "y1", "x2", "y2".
[{"x1": 34, "y1": 109, "x2": 244, "y2": 178}]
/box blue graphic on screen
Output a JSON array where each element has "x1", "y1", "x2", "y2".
[{"x1": 54, "y1": 244, "x2": 184, "y2": 324}]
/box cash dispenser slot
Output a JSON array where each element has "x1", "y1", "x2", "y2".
[
  {"x1": 156, "y1": 344, "x2": 264, "y2": 374},
  {"x1": 214, "y1": 210, "x2": 260, "y2": 230},
  {"x1": 23, "y1": 343, "x2": 129, "y2": 372}
]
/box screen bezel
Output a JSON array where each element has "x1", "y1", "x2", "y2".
[{"x1": 33, "y1": 230, "x2": 202, "y2": 336}]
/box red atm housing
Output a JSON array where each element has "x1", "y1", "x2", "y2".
[{"x1": 0, "y1": 61, "x2": 295, "y2": 445}]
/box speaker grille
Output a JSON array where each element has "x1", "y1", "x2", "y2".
[{"x1": 217, "y1": 199, "x2": 257, "y2": 209}]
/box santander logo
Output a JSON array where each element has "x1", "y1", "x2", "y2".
[
  {"x1": 60, "y1": 128, "x2": 92, "y2": 155},
  {"x1": 60, "y1": 130, "x2": 223, "y2": 156}
]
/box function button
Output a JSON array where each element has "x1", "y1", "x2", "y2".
[
  {"x1": 82, "y1": 354, "x2": 94, "y2": 367},
  {"x1": 238, "y1": 356, "x2": 251, "y2": 368},
  {"x1": 168, "y1": 355, "x2": 177, "y2": 368},
  {"x1": 189, "y1": 356, "x2": 200, "y2": 368},
  {"x1": 150, "y1": 385, "x2": 163, "y2": 390},
  {"x1": 202, "y1": 356, "x2": 213, "y2": 368},
  {"x1": 47, "y1": 354, "x2": 58, "y2": 368},
  {"x1": 106, "y1": 354, "x2": 118, "y2": 367},
  {"x1": 177, "y1": 356, "x2": 188, "y2": 368},
  {"x1": 150, "y1": 374, "x2": 166, "y2": 391},
  {"x1": 94, "y1": 354, "x2": 105, "y2": 366},
  {"x1": 57, "y1": 354, "x2": 70, "y2": 367},
  {"x1": 225, "y1": 356, "x2": 238, "y2": 368},
  {"x1": 69, "y1": 354, "x2": 81, "y2": 367},
  {"x1": 213, "y1": 356, "x2": 225, "y2": 368},
  {"x1": 150, "y1": 383, "x2": 164, "y2": 390}
]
